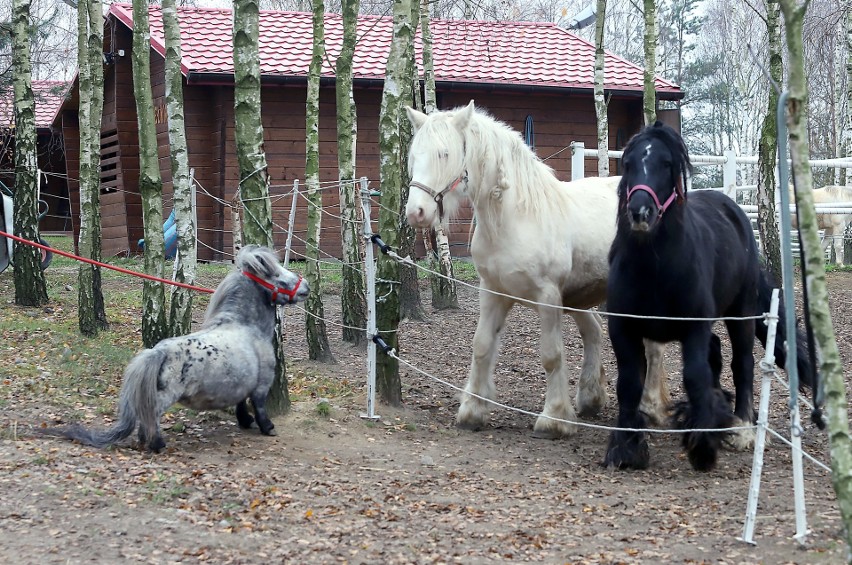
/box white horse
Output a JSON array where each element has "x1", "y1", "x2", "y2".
[
  {"x1": 404, "y1": 101, "x2": 669, "y2": 438},
  {"x1": 789, "y1": 185, "x2": 852, "y2": 264}
]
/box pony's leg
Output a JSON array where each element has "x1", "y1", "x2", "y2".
[
  {"x1": 456, "y1": 291, "x2": 513, "y2": 431},
  {"x1": 572, "y1": 309, "x2": 606, "y2": 419},
  {"x1": 235, "y1": 399, "x2": 255, "y2": 429},
  {"x1": 249, "y1": 392, "x2": 277, "y2": 436},
  {"x1": 678, "y1": 328, "x2": 732, "y2": 471},
  {"x1": 604, "y1": 319, "x2": 650, "y2": 469},
  {"x1": 534, "y1": 303, "x2": 580, "y2": 438},
  {"x1": 639, "y1": 340, "x2": 670, "y2": 426},
  {"x1": 724, "y1": 320, "x2": 757, "y2": 451}
]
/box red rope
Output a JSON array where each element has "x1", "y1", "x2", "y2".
[{"x1": 0, "y1": 229, "x2": 215, "y2": 294}]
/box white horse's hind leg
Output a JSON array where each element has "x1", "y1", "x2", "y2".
[
  {"x1": 640, "y1": 340, "x2": 670, "y2": 425},
  {"x1": 456, "y1": 290, "x2": 513, "y2": 431},
  {"x1": 534, "y1": 301, "x2": 578, "y2": 438},
  {"x1": 571, "y1": 310, "x2": 606, "y2": 419}
]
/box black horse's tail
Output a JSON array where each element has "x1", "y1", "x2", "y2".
[
  {"x1": 42, "y1": 349, "x2": 165, "y2": 448},
  {"x1": 754, "y1": 269, "x2": 820, "y2": 412}
]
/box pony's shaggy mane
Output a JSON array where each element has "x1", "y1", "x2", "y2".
[
  {"x1": 617, "y1": 121, "x2": 693, "y2": 201},
  {"x1": 204, "y1": 245, "x2": 282, "y2": 324}
]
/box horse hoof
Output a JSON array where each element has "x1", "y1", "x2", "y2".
[
  {"x1": 531, "y1": 428, "x2": 563, "y2": 440},
  {"x1": 263, "y1": 428, "x2": 278, "y2": 437},
  {"x1": 604, "y1": 431, "x2": 650, "y2": 470},
  {"x1": 455, "y1": 420, "x2": 485, "y2": 432}
]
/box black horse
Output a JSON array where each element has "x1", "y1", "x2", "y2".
[{"x1": 604, "y1": 122, "x2": 816, "y2": 472}]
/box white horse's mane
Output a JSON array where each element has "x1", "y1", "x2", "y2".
[
  {"x1": 463, "y1": 108, "x2": 570, "y2": 227},
  {"x1": 414, "y1": 105, "x2": 571, "y2": 234}
]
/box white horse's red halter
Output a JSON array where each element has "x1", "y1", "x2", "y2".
[
  {"x1": 243, "y1": 270, "x2": 303, "y2": 303},
  {"x1": 409, "y1": 171, "x2": 467, "y2": 220}
]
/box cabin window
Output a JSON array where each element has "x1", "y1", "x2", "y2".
[{"x1": 524, "y1": 115, "x2": 535, "y2": 150}]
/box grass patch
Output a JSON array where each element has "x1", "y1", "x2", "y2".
[{"x1": 315, "y1": 400, "x2": 331, "y2": 418}]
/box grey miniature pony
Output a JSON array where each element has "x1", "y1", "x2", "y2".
[{"x1": 49, "y1": 245, "x2": 309, "y2": 452}]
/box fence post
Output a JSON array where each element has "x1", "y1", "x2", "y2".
[
  {"x1": 283, "y1": 179, "x2": 299, "y2": 267},
  {"x1": 359, "y1": 177, "x2": 380, "y2": 421},
  {"x1": 723, "y1": 149, "x2": 738, "y2": 199},
  {"x1": 571, "y1": 141, "x2": 585, "y2": 181},
  {"x1": 741, "y1": 289, "x2": 780, "y2": 545}
]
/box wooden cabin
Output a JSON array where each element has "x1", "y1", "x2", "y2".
[
  {"x1": 54, "y1": 4, "x2": 683, "y2": 260},
  {"x1": 1, "y1": 80, "x2": 72, "y2": 234}
]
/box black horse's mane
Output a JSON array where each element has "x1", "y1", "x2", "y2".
[{"x1": 618, "y1": 122, "x2": 693, "y2": 199}]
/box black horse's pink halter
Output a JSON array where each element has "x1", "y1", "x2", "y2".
[
  {"x1": 626, "y1": 179, "x2": 685, "y2": 217},
  {"x1": 409, "y1": 171, "x2": 467, "y2": 220},
  {"x1": 243, "y1": 270, "x2": 303, "y2": 303}
]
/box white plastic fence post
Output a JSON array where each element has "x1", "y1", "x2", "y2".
[
  {"x1": 571, "y1": 142, "x2": 585, "y2": 181},
  {"x1": 791, "y1": 404, "x2": 809, "y2": 543},
  {"x1": 359, "y1": 177, "x2": 380, "y2": 420},
  {"x1": 723, "y1": 149, "x2": 738, "y2": 199},
  {"x1": 741, "y1": 289, "x2": 780, "y2": 545},
  {"x1": 283, "y1": 179, "x2": 299, "y2": 268}
]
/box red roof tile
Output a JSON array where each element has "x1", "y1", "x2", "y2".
[
  {"x1": 110, "y1": 4, "x2": 681, "y2": 96},
  {"x1": 0, "y1": 81, "x2": 69, "y2": 130}
]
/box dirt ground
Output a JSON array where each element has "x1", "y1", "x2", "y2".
[{"x1": 1, "y1": 267, "x2": 851, "y2": 564}]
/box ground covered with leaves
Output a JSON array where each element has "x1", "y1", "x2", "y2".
[{"x1": 0, "y1": 250, "x2": 850, "y2": 564}]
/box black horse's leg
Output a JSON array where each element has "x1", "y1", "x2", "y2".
[
  {"x1": 725, "y1": 319, "x2": 756, "y2": 426},
  {"x1": 679, "y1": 327, "x2": 731, "y2": 471},
  {"x1": 708, "y1": 332, "x2": 723, "y2": 390},
  {"x1": 235, "y1": 399, "x2": 255, "y2": 429},
  {"x1": 250, "y1": 392, "x2": 277, "y2": 436},
  {"x1": 604, "y1": 319, "x2": 650, "y2": 470}
]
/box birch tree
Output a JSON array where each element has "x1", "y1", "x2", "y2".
[
  {"x1": 11, "y1": 0, "x2": 48, "y2": 307},
  {"x1": 304, "y1": 0, "x2": 334, "y2": 361},
  {"x1": 233, "y1": 0, "x2": 290, "y2": 415},
  {"x1": 778, "y1": 0, "x2": 852, "y2": 559},
  {"x1": 594, "y1": 0, "x2": 609, "y2": 176},
  {"x1": 77, "y1": 0, "x2": 108, "y2": 333},
  {"x1": 756, "y1": 0, "x2": 783, "y2": 282},
  {"x1": 642, "y1": 0, "x2": 657, "y2": 124},
  {"x1": 376, "y1": 0, "x2": 413, "y2": 406},
  {"x1": 420, "y1": 0, "x2": 458, "y2": 310},
  {"x1": 397, "y1": 0, "x2": 425, "y2": 322},
  {"x1": 335, "y1": 0, "x2": 367, "y2": 345},
  {"x1": 132, "y1": 0, "x2": 167, "y2": 348},
  {"x1": 162, "y1": 0, "x2": 197, "y2": 337}
]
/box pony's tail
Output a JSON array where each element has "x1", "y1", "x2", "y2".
[
  {"x1": 47, "y1": 349, "x2": 166, "y2": 448},
  {"x1": 754, "y1": 269, "x2": 821, "y2": 417}
]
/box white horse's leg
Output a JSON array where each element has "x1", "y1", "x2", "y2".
[
  {"x1": 456, "y1": 290, "x2": 513, "y2": 430},
  {"x1": 640, "y1": 340, "x2": 671, "y2": 425},
  {"x1": 534, "y1": 301, "x2": 578, "y2": 438},
  {"x1": 571, "y1": 310, "x2": 606, "y2": 420}
]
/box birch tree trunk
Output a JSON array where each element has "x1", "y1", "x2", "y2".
[
  {"x1": 420, "y1": 0, "x2": 458, "y2": 310},
  {"x1": 11, "y1": 0, "x2": 48, "y2": 307},
  {"x1": 594, "y1": 0, "x2": 609, "y2": 177},
  {"x1": 305, "y1": 0, "x2": 334, "y2": 362},
  {"x1": 77, "y1": 0, "x2": 96, "y2": 329},
  {"x1": 233, "y1": 0, "x2": 289, "y2": 415},
  {"x1": 846, "y1": 1, "x2": 852, "y2": 188},
  {"x1": 756, "y1": 0, "x2": 783, "y2": 282},
  {"x1": 376, "y1": 0, "x2": 413, "y2": 406},
  {"x1": 642, "y1": 0, "x2": 657, "y2": 125},
  {"x1": 398, "y1": 0, "x2": 425, "y2": 322},
  {"x1": 132, "y1": 0, "x2": 167, "y2": 348},
  {"x1": 335, "y1": 0, "x2": 367, "y2": 345},
  {"x1": 76, "y1": 0, "x2": 108, "y2": 334},
  {"x1": 87, "y1": 0, "x2": 107, "y2": 331},
  {"x1": 162, "y1": 0, "x2": 197, "y2": 337},
  {"x1": 779, "y1": 1, "x2": 852, "y2": 560}
]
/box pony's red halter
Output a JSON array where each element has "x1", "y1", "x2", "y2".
[
  {"x1": 242, "y1": 270, "x2": 303, "y2": 303},
  {"x1": 409, "y1": 172, "x2": 467, "y2": 220},
  {"x1": 626, "y1": 180, "x2": 685, "y2": 217}
]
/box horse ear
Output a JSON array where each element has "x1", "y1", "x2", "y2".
[
  {"x1": 453, "y1": 100, "x2": 475, "y2": 130},
  {"x1": 405, "y1": 106, "x2": 428, "y2": 131}
]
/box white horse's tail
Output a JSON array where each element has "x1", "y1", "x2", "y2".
[{"x1": 47, "y1": 349, "x2": 166, "y2": 448}]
